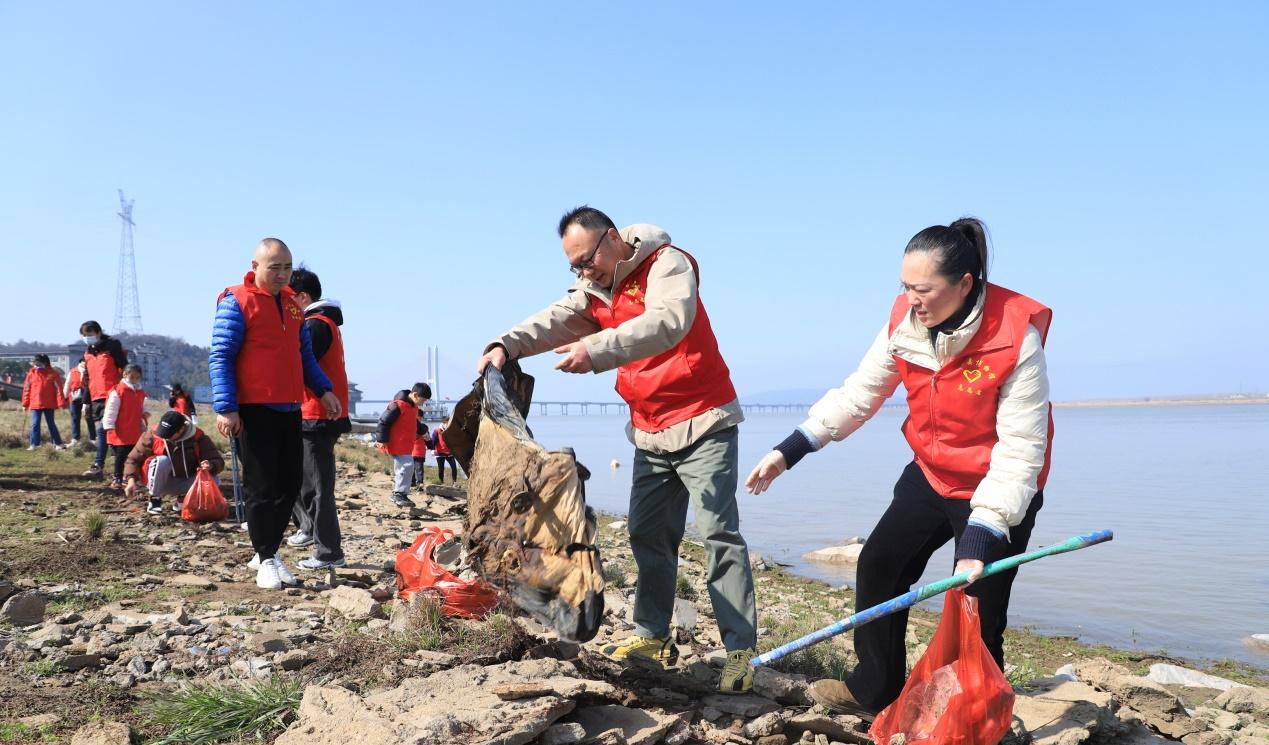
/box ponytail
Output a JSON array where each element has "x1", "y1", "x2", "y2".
[
  {"x1": 903, "y1": 216, "x2": 991, "y2": 287},
  {"x1": 949, "y1": 217, "x2": 989, "y2": 284}
]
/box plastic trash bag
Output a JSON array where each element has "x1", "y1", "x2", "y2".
[
  {"x1": 870, "y1": 589, "x2": 1015, "y2": 745},
  {"x1": 395, "y1": 527, "x2": 499, "y2": 619},
  {"x1": 181, "y1": 467, "x2": 229, "y2": 523}
]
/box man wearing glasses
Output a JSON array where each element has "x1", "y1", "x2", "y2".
[{"x1": 476, "y1": 206, "x2": 757, "y2": 694}]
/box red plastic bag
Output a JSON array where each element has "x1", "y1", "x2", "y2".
[
  {"x1": 395, "y1": 527, "x2": 499, "y2": 619},
  {"x1": 870, "y1": 589, "x2": 1015, "y2": 745},
  {"x1": 181, "y1": 467, "x2": 229, "y2": 523}
]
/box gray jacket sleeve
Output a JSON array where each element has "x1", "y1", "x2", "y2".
[{"x1": 489, "y1": 290, "x2": 602, "y2": 360}]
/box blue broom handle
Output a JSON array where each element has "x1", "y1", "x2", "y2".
[{"x1": 752, "y1": 529, "x2": 1113, "y2": 667}]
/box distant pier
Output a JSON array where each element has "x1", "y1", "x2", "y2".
[{"x1": 353, "y1": 399, "x2": 811, "y2": 420}]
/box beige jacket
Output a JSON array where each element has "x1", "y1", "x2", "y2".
[
  {"x1": 799, "y1": 288, "x2": 1050, "y2": 540},
  {"x1": 489, "y1": 224, "x2": 743, "y2": 454}
]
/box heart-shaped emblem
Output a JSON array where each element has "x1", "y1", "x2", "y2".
[{"x1": 963, "y1": 369, "x2": 982, "y2": 383}]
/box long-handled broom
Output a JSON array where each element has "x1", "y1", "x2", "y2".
[{"x1": 753, "y1": 529, "x2": 1113, "y2": 667}]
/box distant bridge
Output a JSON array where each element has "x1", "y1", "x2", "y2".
[{"x1": 354, "y1": 399, "x2": 811, "y2": 420}]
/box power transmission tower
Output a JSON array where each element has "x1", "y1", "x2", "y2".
[{"x1": 113, "y1": 189, "x2": 143, "y2": 333}]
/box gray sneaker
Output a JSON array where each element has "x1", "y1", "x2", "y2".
[
  {"x1": 298, "y1": 557, "x2": 347, "y2": 571},
  {"x1": 287, "y1": 531, "x2": 314, "y2": 547}
]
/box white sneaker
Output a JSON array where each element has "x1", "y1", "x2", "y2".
[
  {"x1": 255, "y1": 557, "x2": 283, "y2": 590},
  {"x1": 70, "y1": 439, "x2": 79, "y2": 446},
  {"x1": 26, "y1": 445, "x2": 37, "y2": 451},
  {"x1": 286, "y1": 531, "x2": 314, "y2": 547},
  {"x1": 275, "y1": 558, "x2": 299, "y2": 586},
  {"x1": 247, "y1": 553, "x2": 261, "y2": 570}
]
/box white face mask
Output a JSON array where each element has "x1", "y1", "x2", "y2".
[{"x1": 83, "y1": 335, "x2": 100, "y2": 345}]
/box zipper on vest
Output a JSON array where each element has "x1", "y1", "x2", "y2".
[{"x1": 928, "y1": 371, "x2": 938, "y2": 454}]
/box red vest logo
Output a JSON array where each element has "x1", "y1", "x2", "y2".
[
  {"x1": 957, "y1": 357, "x2": 998, "y2": 397},
  {"x1": 624, "y1": 280, "x2": 645, "y2": 305}
]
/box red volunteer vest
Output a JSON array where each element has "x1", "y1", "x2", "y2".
[
  {"x1": 85, "y1": 348, "x2": 123, "y2": 401},
  {"x1": 412, "y1": 431, "x2": 429, "y2": 458},
  {"x1": 106, "y1": 383, "x2": 147, "y2": 446},
  {"x1": 69, "y1": 368, "x2": 86, "y2": 396},
  {"x1": 300, "y1": 314, "x2": 349, "y2": 421},
  {"x1": 587, "y1": 246, "x2": 737, "y2": 433},
  {"x1": 173, "y1": 396, "x2": 194, "y2": 416},
  {"x1": 220, "y1": 272, "x2": 305, "y2": 404},
  {"x1": 888, "y1": 283, "x2": 1053, "y2": 499},
  {"x1": 433, "y1": 427, "x2": 451, "y2": 457},
  {"x1": 386, "y1": 399, "x2": 418, "y2": 456}
]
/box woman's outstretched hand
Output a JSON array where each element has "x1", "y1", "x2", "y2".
[{"x1": 745, "y1": 451, "x2": 788, "y2": 495}]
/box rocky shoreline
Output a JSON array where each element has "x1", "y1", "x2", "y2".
[{"x1": 1, "y1": 406, "x2": 1266, "y2": 744}]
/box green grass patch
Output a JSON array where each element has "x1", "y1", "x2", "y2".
[
  {"x1": 0, "y1": 723, "x2": 56, "y2": 742},
  {"x1": 675, "y1": 572, "x2": 698, "y2": 601},
  {"x1": 27, "y1": 658, "x2": 58, "y2": 678},
  {"x1": 602, "y1": 563, "x2": 627, "y2": 589},
  {"x1": 83, "y1": 510, "x2": 107, "y2": 539},
  {"x1": 142, "y1": 676, "x2": 302, "y2": 745}
]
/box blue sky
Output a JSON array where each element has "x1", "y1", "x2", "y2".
[{"x1": 2, "y1": 2, "x2": 1266, "y2": 403}]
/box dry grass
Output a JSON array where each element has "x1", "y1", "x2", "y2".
[{"x1": 305, "y1": 595, "x2": 531, "y2": 690}]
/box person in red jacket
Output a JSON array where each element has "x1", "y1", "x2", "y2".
[
  {"x1": 80, "y1": 320, "x2": 128, "y2": 478},
  {"x1": 210, "y1": 238, "x2": 339, "y2": 591},
  {"x1": 375, "y1": 383, "x2": 430, "y2": 508},
  {"x1": 65, "y1": 358, "x2": 92, "y2": 445},
  {"x1": 285, "y1": 267, "x2": 352, "y2": 571},
  {"x1": 746, "y1": 218, "x2": 1051, "y2": 730},
  {"x1": 22, "y1": 354, "x2": 67, "y2": 450},
  {"x1": 168, "y1": 383, "x2": 197, "y2": 420},
  {"x1": 430, "y1": 424, "x2": 460, "y2": 484},
  {"x1": 102, "y1": 364, "x2": 149, "y2": 489},
  {"x1": 476, "y1": 206, "x2": 757, "y2": 694},
  {"x1": 411, "y1": 408, "x2": 430, "y2": 487}
]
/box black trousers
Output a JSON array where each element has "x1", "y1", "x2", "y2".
[
  {"x1": 436, "y1": 455, "x2": 459, "y2": 482},
  {"x1": 238, "y1": 405, "x2": 303, "y2": 560},
  {"x1": 291, "y1": 429, "x2": 343, "y2": 561},
  {"x1": 845, "y1": 461, "x2": 1043, "y2": 713},
  {"x1": 110, "y1": 444, "x2": 134, "y2": 481},
  {"x1": 412, "y1": 457, "x2": 427, "y2": 485},
  {"x1": 70, "y1": 399, "x2": 92, "y2": 441}
]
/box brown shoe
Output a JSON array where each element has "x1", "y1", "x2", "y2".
[{"x1": 807, "y1": 679, "x2": 873, "y2": 717}]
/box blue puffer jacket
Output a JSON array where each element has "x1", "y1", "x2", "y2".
[{"x1": 209, "y1": 293, "x2": 332, "y2": 414}]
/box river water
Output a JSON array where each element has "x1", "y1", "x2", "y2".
[{"x1": 522, "y1": 404, "x2": 1269, "y2": 666}]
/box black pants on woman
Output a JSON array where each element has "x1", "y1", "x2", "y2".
[
  {"x1": 111, "y1": 444, "x2": 134, "y2": 482},
  {"x1": 845, "y1": 461, "x2": 1043, "y2": 713},
  {"x1": 237, "y1": 405, "x2": 303, "y2": 561}
]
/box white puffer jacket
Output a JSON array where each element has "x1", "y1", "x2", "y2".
[{"x1": 799, "y1": 287, "x2": 1050, "y2": 540}]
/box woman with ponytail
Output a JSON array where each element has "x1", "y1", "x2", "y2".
[{"x1": 746, "y1": 218, "x2": 1052, "y2": 724}]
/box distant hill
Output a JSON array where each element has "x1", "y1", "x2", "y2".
[{"x1": 0, "y1": 334, "x2": 210, "y2": 387}]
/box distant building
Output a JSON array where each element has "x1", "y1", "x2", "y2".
[
  {"x1": 0, "y1": 350, "x2": 73, "y2": 375},
  {"x1": 1, "y1": 344, "x2": 169, "y2": 397},
  {"x1": 66, "y1": 342, "x2": 169, "y2": 394}
]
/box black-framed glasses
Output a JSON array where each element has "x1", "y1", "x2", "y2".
[{"x1": 569, "y1": 230, "x2": 608, "y2": 276}]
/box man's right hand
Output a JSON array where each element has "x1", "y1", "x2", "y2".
[
  {"x1": 216, "y1": 412, "x2": 242, "y2": 437},
  {"x1": 124, "y1": 478, "x2": 138, "y2": 499},
  {"x1": 476, "y1": 346, "x2": 508, "y2": 374}
]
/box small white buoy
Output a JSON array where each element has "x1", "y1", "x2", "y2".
[{"x1": 610, "y1": 459, "x2": 620, "y2": 469}]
